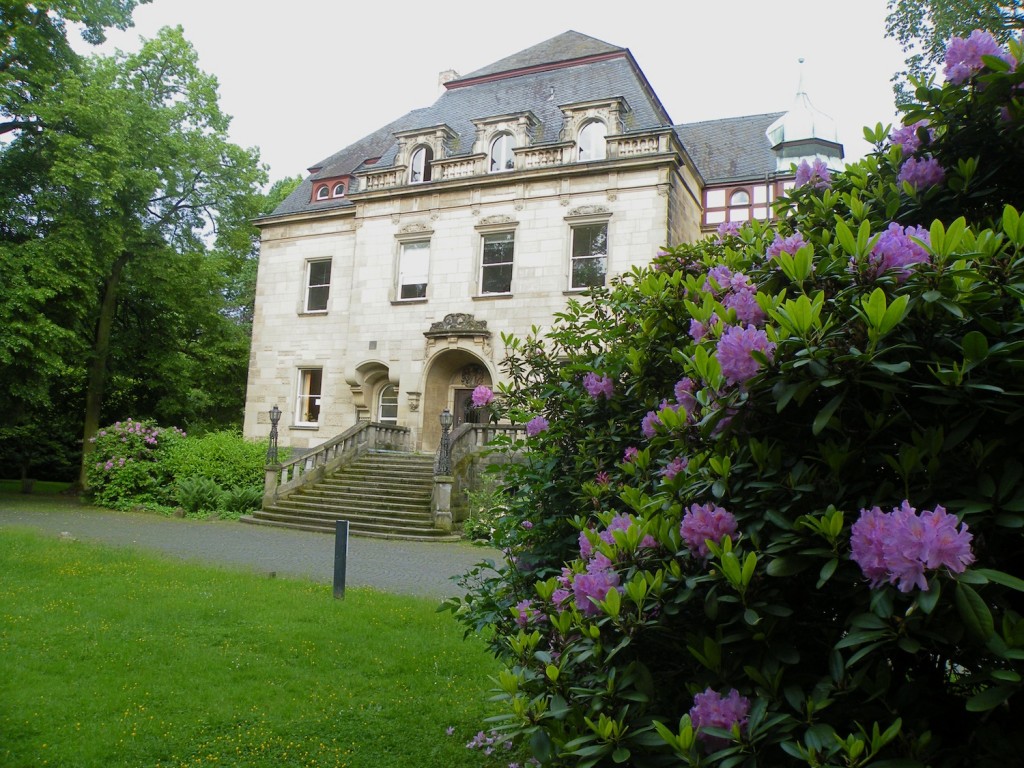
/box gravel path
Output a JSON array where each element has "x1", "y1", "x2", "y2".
[{"x1": 0, "y1": 494, "x2": 501, "y2": 600}]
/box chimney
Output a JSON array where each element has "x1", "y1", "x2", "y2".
[{"x1": 438, "y1": 69, "x2": 460, "y2": 93}]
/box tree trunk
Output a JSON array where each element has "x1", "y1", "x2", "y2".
[{"x1": 76, "y1": 252, "x2": 131, "y2": 491}]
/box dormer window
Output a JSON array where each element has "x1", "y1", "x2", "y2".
[
  {"x1": 577, "y1": 121, "x2": 607, "y2": 161},
  {"x1": 315, "y1": 185, "x2": 330, "y2": 200},
  {"x1": 332, "y1": 183, "x2": 346, "y2": 197},
  {"x1": 489, "y1": 133, "x2": 515, "y2": 173},
  {"x1": 409, "y1": 146, "x2": 433, "y2": 183}
]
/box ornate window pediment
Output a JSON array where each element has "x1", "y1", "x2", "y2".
[{"x1": 558, "y1": 98, "x2": 629, "y2": 144}]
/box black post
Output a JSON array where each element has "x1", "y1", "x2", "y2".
[
  {"x1": 333, "y1": 520, "x2": 349, "y2": 599},
  {"x1": 437, "y1": 408, "x2": 453, "y2": 475}
]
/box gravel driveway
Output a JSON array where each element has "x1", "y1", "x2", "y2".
[{"x1": 0, "y1": 494, "x2": 501, "y2": 600}]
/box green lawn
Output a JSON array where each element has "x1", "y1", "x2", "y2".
[{"x1": 0, "y1": 528, "x2": 505, "y2": 767}]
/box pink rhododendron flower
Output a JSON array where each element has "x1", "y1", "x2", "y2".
[
  {"x1": 944, "y1": 30, "x2": 1015, "y2": 84},
  {"x1": 582, "y1": 372, "x2": 614, "y2": 399},
  {"x1": 767, "y1": 232, "x2": 807, "y2": 261},
  {"x1": 660, "y1": 456, "x2": 688, "y2": 479},
  {"x1": 898, "y1": 156, "x2": 946, "y2": 190},
  {"x1": 471, "y1": 385, "x2": 494, "y2": 408},
  {"x1": 689, "y1": 688, "x2": 750, "y2": 746},
  {"x1": 889, "y1": 120, "x2": 932, "y2": 155},
  {"x1": 851, "y1": 501, "x2": 974, "y2": 592},
  {"x1": 572, "y1": 557, "x2": 622, "y2": 616},
  {"x1": 680, "y1": 502, "x2": 738, "y2": 557},
  {"x1": 794, "y1": 158, "x2": 831, "y2": 190},
  {"x1": 867, "y1": 223, "x2": 931, "y2": 280},
  {"x1": 595, "y1": 471, "x2": 610, "y2": 486},
  {"x1": 715, "y1": 221, "x2": 743, "y2": 242},
  {"x1": 716, "y1": 325, "x2": 775, "y2": 386},
  {"x1": 623, "y1": 446, "x2": 639, "y2": 463},
  {"x1": 525, "y1": 416, "x2": 549, "y2": 436}
]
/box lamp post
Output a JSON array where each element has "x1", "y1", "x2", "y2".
[
  {"x1": 267, "y1": 404, "x2": 282, "y2": 464},
  {"x1": 437, "y1": 408, "x2": 453, "y2": 475}
]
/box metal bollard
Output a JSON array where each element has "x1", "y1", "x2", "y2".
[{"x1": 333, "y1": 520, "x2": 349, "y2": 599}]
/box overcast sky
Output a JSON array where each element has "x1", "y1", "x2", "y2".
[{"x1": 78, "y1": 0, "x2": 909, "y2": 185}]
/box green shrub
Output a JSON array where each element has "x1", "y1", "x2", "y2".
[
  {"x1": 175, "y1": 475, "x2": 224, "y2": 517},
  {"x1": 462, "y1": 475, "x2": 511, "y2": 542},
  {"x1": 162, "y1": 430, "x2": 269, "y2": 488},
  {"x1": 220, "y1": 484, "x2": 264, "y2": 518},
  {"x1": 447, "y1": 32, "x2": 1024, "y2": 768}
]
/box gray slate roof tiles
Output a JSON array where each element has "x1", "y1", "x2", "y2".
[{"x1": 674, "y1": 113, "x2": 785, "y2": 184}]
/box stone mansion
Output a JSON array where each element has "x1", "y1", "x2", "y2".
[{"x1": 242, "y1": 31, "x2": 843, "y2": 453}]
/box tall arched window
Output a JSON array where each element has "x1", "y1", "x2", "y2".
[
  {"x1": 489, "y1": 133, "x2": 515, "y2": 172},
  {"x1": 409, "y1": 146, "x2": 433, "y2": 183},
  {"x1": 377, "y1": 385, "x2": 398, "y2": 425},
  {"x1": 577, "y1": 121, "x2": 607, "y2": 161}
]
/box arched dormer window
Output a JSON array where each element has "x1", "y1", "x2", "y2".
[
  {"x1": 315, "y1": 185, "x2": 330, "y2": 200},
  {"x1": 409, "y1": 146, "x2": 433, "y2": 183},
  {"x1": 489, "y1": 133, "x2": 515, "y2": 173},
  {"x1": 332, "y1": 183, "x2": 346, "y2": 197},
  {"x1": 577, "y1": 121, "x2": 607, "y2": 161}
]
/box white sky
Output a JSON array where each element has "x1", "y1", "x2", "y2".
[{"x1": 77, "y1": 0, "x2": 909, "y2": 185}]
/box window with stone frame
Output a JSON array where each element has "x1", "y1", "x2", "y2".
[
  {"x1": 397, "y1": 240, "x2": 430, "y2": 300},
  {"x1": 297, "y1": 368, "x2": 323, "y2": 425},
  {"x1": 377, "y1": 385, "x2": 398, "y2": 425},
  {"x1": 480, "y1": 232, "x2": 514, "y2": 294},
  {"x1": 409, "y1": 145, "x2": 433, "y2": 183},
  {"x1": 489, "y1": 132, "x2": 515, "y2": 172},
  {"x1": 577, "y1": 120, "x2": 607, "y2": 161},
  {"x1": 304, "y1": 259, "x2": 332, "y2": 313},
  {"x1": 570, "y1": 222, "x2": 608, "y2": 290}
]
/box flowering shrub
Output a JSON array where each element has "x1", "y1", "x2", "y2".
[
  {"x1": 86, "y1": 423, "x2": 269, "y2": 516},
  {"x1": 85, "y1": 419, "x2": 185, "y2": 509},
  {"x1": 446, "y1": 32, "x2": 1024, "y2": 768}
]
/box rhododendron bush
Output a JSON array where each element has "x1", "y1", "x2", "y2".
[{"x1": 446, "y1": 31, "x2": 1024, "y2": 768}]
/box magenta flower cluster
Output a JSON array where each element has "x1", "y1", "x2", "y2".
[
  {"x1": 715, "y1": 221, "x2": 744, "y2": 242},
  {"x1": 582, "y1": 372, "x2": 615, "y2": 399},
  {"x1": 850, "y1": 500, "x2": 975, "y2": 593},
  {"x1": 525, "y1": 416, "x2": 549, "y2": 437},
  {"x1": 660, "y1": 456, "x2": 688, "y2": 480},
  {"x1": 716, "y1": 324, "x2": 775, "y2": 386},
  {"x1": 897, "y1": 156, "x2": 946, "y2": 190},
  {"x1": 689, "y1": 687, "x2": 751, "y2": 746},
  {"x1": 470, "y1": 385, "x2": 494, "y2": 408},
  {"x1": 579, "y1": 513, "x2": 658, "y2": 560},
  {"x1": 766, "y1": 232, "x2": 807, "y2": 261},
  {"x1": 944, "y1": 29, "x2": 1015, "y2": 84},
  {"x1": 622, "y1": 446, "x2": 639, "y2": 463},
  {"x1": 513, "y1": 598, "x2": 545, "y2": 629},
  {"x1": 868, "y1": 223, "x2": 931, "y2": 280},
  {"x1": 572, "y1": 553, "x2": 621, "y2": 616},
  {"x1": 889, "y1": 120, "x2": 932, "y2": 155},
  {"x1": 680, "y1": 502, "x2": 738, "y2": 557},
  {"x1": 794, "y1": 158, "x2": 831, "y2": 190}
]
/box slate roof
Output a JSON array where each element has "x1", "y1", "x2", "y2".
[
  {"x1": 266, "y1": 31, "x2": 672, "y2": 219},
  {"x1": 673, "y1": 113, "x2": 785, "y2": 185},
  {"x1": 453, "y1": 30, "x2": 625, "y2": 82}
]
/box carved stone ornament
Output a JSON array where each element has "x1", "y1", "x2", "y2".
[
  {"x1": 478, "y1": 214, "x2": 514, "y2": 226},
  {"x1": 424, "y1": 313, "x2": 491, "y2": 338},
  {"x1": 460, "y1": 364, "x2": 488, "y2": 387},
  {"x1": 407, "y1": 391, "x2": 421, "y2": 412},
  {"x1": 399, "y1": 222, "x2": 431, "y2": 235},
  {"x1": 567, "y1": 205, "x2": 611, "y2": 218}
]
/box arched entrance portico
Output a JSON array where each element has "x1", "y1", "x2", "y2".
[{"x1": 421, "y1": 350, "x2": 494, "y2": 451}]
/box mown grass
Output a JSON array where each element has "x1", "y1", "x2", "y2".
[{"x1": 0, "y1": 528, "x2": 504, "y2": 767}]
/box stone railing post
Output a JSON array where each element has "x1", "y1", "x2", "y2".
[
  {"x1": 263, "y1": 464, "x2": 281, "y2": 507},
  {"x1": 432, "y1": 475, "x2": 453, "y2": 532}
]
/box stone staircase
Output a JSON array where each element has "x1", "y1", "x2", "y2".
[{"x1": 242, "y1": 451, "x2": 459, "y2": 541}]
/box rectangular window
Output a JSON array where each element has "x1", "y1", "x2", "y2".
[
  {"x1": 297, "y1": 368, "x2": 323, "y2": 425},
  {"x1": 480, "y1": 232, "x2": 514, "y2": 294},
  {"x1": 305, "y1": 259, "x2": 331, "y2": 312},
  {"x1": 570, "y1": 223, "x2": 608, "y2": 290},
  {"x1": 398, "y1": 241, "x2": 429, "y2": 300}
]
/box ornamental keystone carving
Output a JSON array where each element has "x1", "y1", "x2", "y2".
[
  {"x1": 460, "y1": 364, "x2": 488, "y2": 387},
  {"x1": 567, "y1": 205, "x2": 611, "y2": 218},
  {"x1": 425, "y1": 313, "x2": 490, "y2": 337}
]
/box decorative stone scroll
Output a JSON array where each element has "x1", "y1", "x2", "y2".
[
  {"x1": 566, "y1": 205, "x2": 611, "y2": 218},
  {"x1": 460, "y1": 364, "x2": 488, "y2": 387},
  {"x1": 424, "y1": 313, "x2": 492, "y2": 356}
]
